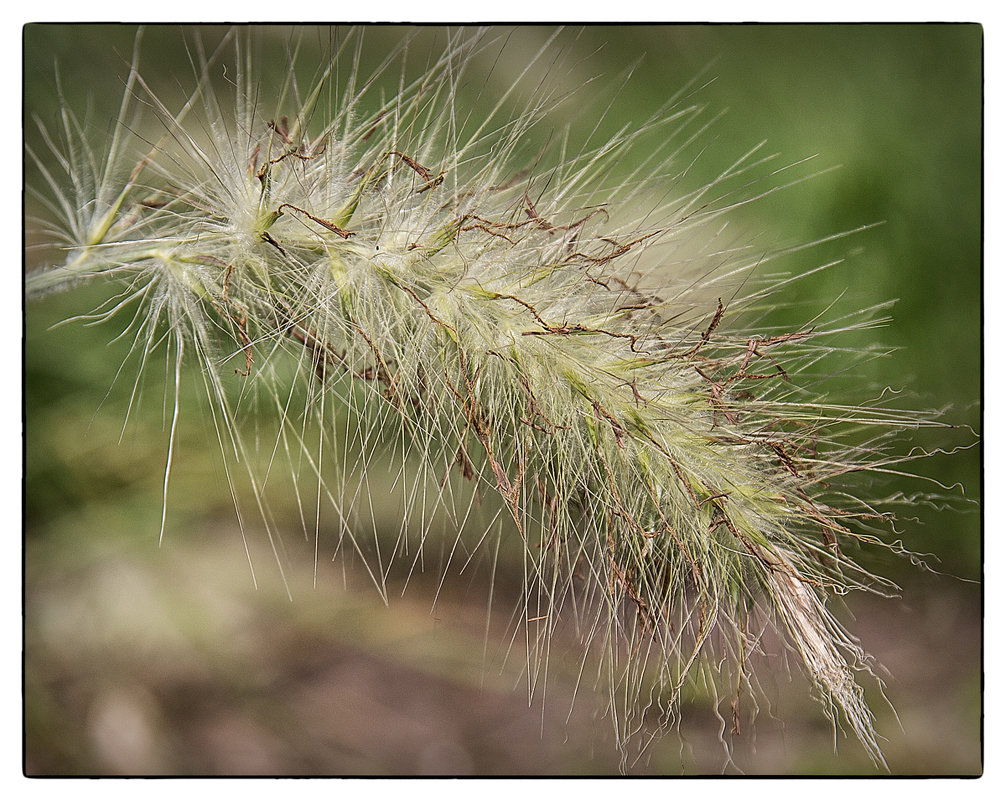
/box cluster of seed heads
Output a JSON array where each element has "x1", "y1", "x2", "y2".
[{"x1": 26, "y1": 27, "x2": 959, "y2": 769}]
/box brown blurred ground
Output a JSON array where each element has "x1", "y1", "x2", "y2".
[{"x1": 24, "y1": 512, "x2": 980, "y2": 776}]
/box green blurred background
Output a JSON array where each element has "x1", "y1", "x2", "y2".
[{"x1": 24, "y1": 24, "x2": 981, "y2": 775}]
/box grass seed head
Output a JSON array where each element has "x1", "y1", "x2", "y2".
[{"x1": 25, "y1": 25, "x2": 971, "y2": 770}]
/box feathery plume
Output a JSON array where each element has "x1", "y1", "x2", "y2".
[{"x1": 25, "y1": 25, "x2": 970, "y2": 769}]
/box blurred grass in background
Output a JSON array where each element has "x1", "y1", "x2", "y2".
[{"x1": 24, "y1": 24, "x2": 981, "y2": 775}]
